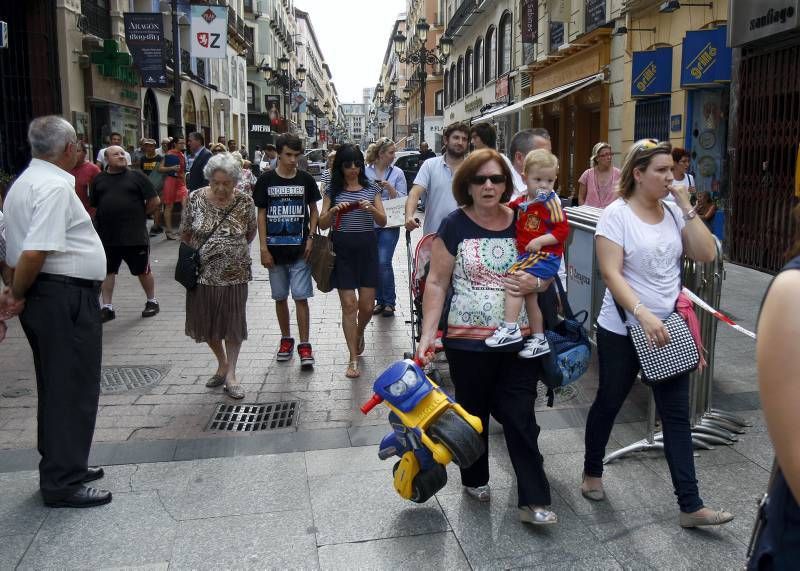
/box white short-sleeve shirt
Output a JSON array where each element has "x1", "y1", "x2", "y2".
[
  {"x1": 3, "y1": 158, "x2": 107, "y2": 281},
  {"x1": 96, "y1": 147, "x2": 132, "y2": 168},
  {"x1": 595, "y1": 198, "x2": 686, "y2": 335},
  {"x1": 412, "y1": 155, "x2": 459, "y2": 235}
]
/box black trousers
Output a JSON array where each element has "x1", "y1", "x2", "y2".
[
  {"x1": 583, "y1": 326, "x2": 702, "y2": 513},
  {"x1": 444, "y1": 348, "x2": 551, "y2": 507},
  {"x1": 20, "y1": 279, "x2": 102, "y2": 501}
]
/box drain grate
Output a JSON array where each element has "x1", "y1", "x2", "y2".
[
  {"x1": 100, "y1": 366, "x2": 164, "y2": 394},
  {"x1": 535, "y1": 384, "x2": 579, "y2": 409},
  {"x1": 206, "y1": 401, "x2": 298, "y2": 432}
]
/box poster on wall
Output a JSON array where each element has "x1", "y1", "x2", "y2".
[
  {"x1": 265, "y1": 95, "x2": 281, "y2": 124},
  {"x1": 123, "y1": 13, "x2": 167, "y2": 87},
  {"x1": 190, "y1": 5, "x2": 227, "y2": 59},
  {"x1": 519, "y1": 0, "x2": 538, "y2": 66},
  {"x1": 305, "y1": 119, "x2": 315, "y2": 137}
]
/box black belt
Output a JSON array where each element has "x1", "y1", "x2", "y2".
[{"x1": 37, "y1": 273, "x2": 102, "y2": 289}]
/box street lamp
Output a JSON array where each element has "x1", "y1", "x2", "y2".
[
  {"x1": 377, "y1": 77, "x2": 403, "y2": 141},
  {"x1": 261, "y1": 57, "x2": 306, "y2": 134},
  {"x1": 393, "y1": 17, "x2": 451, "y2": 145}
]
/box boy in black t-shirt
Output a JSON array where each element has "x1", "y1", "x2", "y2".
[
  {"x1": 138, "y1": 139, "x2": 165, "y2": 235},
  {"x1": 253, "y1": 134, "x2": 321, "y2": 368}
]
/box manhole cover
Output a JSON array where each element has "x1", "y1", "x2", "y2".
[
  {"x1": 535, "y1": 384, "x2": 579, "y2": 408},
  {"x1": 100, "y1": 366, "x2": 164, "y2": 394},
  {"x1": 206, "y1": 401, "x2": 298, "y2": 432}
]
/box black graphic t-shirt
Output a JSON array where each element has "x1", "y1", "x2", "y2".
[
  {"x1": 139, "y1": 154, "x2": 162, "y2": 175},
  {"x1": 253, "y1": 169, "x2": 321, "y2": 264}
]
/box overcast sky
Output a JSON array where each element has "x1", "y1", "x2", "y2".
[{"x1": 294, "y1": 0, "x2": 405, "y2": 103}]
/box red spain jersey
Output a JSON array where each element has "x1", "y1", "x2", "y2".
[{"x1": 509, "y1": 192, "x2": 569, "y2": 257}]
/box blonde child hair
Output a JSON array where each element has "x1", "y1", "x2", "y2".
[{"x1": 523, "y1": 148, "x2": 559, "y2": 175}]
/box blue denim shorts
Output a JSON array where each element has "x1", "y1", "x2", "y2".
[{"x1": 268, "y1": 257, "x2": 314, "y2": 301}]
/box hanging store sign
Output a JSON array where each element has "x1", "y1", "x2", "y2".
[
  {"x1": 520, "y1": 0, "x2": 538, "y2": 65},
  {"x1": 305, "y1": 119, "x2": 315, "y2": 137},
  {"x1": 729, "y1": 0, "x2": 800, "y2": 47},
  {"x1": 631, "y1": 47, "x2": 673, "y2": 97},
  {"x1": 495, "y1": 76, "x2": 509, "y2": 101},
  {"x1": 190, "y1": 5, "x2": 227, "y2": 59},
  {"x1": 681, "y1": 26, "x2": 732, "y2": 87},
  {"x1": 584, "y1": 0, "x2": 606, "y2": 33},
  {"x1": 548, "y1": 0, "x2": 569, "y2": 22},
  {"x1": 123, "y1": 13, "x2": 167, "y2": 87},
  {"x1": 291, "y1": 91, "x2": 307, "y2": 113}
]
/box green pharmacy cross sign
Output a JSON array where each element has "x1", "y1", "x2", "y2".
[{"x1": 90, "y1": 40, "x2": 138, "y2": 86}]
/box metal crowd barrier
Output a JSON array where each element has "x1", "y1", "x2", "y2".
[{"x1": 603, "y1": 238, "x2": 751, "y2": 464}]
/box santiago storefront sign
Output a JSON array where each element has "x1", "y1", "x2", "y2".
[
  {"x1": 681, "y1": 26, "x2": 732, "y2": 87},
  {"x1": 123, "y1": 13, "x2": 167, "y2": 87},
  {"x1": 190, "y1": 5, "x2": 227, "y2": 59},
  {"x1": 729, "y1": 0, "x2": 800, "y2": 46},
  {"x1": 631, "y1": 46, "x2": 672, "y2": 97}
]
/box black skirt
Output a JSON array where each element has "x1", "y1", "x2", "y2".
[{"x1": 331, "y1": 230, "x2": 378, "y2": 289}]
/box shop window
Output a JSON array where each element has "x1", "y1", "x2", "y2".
[
  {"x1": 247, "y1": 83, "x2": 255, "y2": 109},
  {"x1": 449, "y1": 63, "x2": 456, "y2": 105},
  {"x1": 474, "y1": 38, "x2": 483, "y2": 89},
  {"x1": 485, "y1": 27, "x2": 496, "y2": 81},
  {"x1": 81, "y1": 0, "x2": 111, "y2": 39},
  {"x1": 457, "y1": 56, "x2": 463, "y2": 100},
  {"x1": 499, "y1": 12, "x2": 512, "y2": 75},
  {"x1": 634, "y1": 96, "x2": 670, "y2": 142},
  {"x1": 465, "y1": 50, "x2": 472, "y2": 96}
]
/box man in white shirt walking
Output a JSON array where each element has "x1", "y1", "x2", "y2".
[
  {"x1": 2, "y1": 115, "x2": 112, "y2": 508},
  {"x1": 404, "y1": 122, "x2": 469, "y2": 235}
]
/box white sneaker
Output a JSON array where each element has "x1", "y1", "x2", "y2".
[
  {"x1": 485, "y1": 324, "x2": 522, "y2": 348},
  {"x1": 518, "y1": 337, "x2": 550, "y2": 358}
]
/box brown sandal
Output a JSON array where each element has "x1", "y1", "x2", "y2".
[{"x1": 345, "y1": 360, "x2": 360, "y2": 378}]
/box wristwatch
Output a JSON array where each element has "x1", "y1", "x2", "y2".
[{"x1": 683, "y1": 207, "x2": 697, "y2": 221}]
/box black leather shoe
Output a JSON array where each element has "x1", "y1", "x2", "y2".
[
  {"x1": 44, "y1": 486, "x2": 112, "y2": 508},
  {"x1": 83, "y1": 466, "x2": 105, "y2": 484}
]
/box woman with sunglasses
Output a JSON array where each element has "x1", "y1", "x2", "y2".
[
  {"x1": 318, "y1": 144, "x2": 386, "y2": 378},
  {"x1": 581, "y1": 139, "x2": 733, "y2": 528},
  {"x1": 365, "y1": 138, "x2": 407, "y2": 317},
  {"x1": 416, "y1": 149, "x2": 557, "y2": 526}
]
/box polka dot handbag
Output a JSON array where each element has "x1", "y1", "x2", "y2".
[{"x1": 616, "y1": 303, "x2": 700, "y2": 386}]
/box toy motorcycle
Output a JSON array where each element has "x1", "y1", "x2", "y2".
[{"x1": 360, "y1": 359, "x2": 485, "y2": 503}]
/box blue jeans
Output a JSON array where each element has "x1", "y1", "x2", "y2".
[
  {"x1": 583, "y1": 326, "x2": 703, "y2": 513},
  {"x1": 375, "y1": 227, "x2": 400, "y2": 306}
]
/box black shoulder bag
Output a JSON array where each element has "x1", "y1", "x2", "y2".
[{"x1": 175, "y1": 197, "x2": 241, "y2": 290}]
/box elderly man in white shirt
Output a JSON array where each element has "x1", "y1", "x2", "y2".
[{"x1": 2, "y1": 115, "x2": 112, "y2": 509}]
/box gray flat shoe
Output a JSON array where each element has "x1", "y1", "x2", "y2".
[
  {"x1": 519, "y1": 506, "x2": 558, "y2": 525},
  {"x1": 581, "y1": 474, "x2": 605, "y2": 502},
  {"x1": 679, "y1": 507, "x2": 734, "y2": 528},
  {"x1": 464, "y1": 485, "x2": 490, "y2": 502},
  {"x1": 223, "y1": 383, "x2": 245, "y2": 400},
  {"x1": 205, "y1": 374, "x2": 226, "y2": 388}
]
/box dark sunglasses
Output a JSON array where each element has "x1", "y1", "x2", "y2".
[
  {"x1": 342, "y1": 161, "x2": 364, "y2": 169},
  {"x1": 470, "y1": 174, "x2": 507, "y2": 185}
]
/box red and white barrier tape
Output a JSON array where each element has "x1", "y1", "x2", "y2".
[{"x1": 682, "y1": 287, "x2": 757, "y2": 340}]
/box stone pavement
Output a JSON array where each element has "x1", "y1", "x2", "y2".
[{"x1": 0, "y1": 224, "x2": 775, "y2": 568}]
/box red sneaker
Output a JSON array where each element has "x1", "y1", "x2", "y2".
[
  {"x1": 277, "y1": 337, "x2": 294, "y2": 361},
  {"x1": 298, "y1": 342, "x2": 314, "y2": 369}
]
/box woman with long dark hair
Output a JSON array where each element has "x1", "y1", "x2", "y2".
[{"x1": 318, "y1": 145, "x2": 386, "y2": 378}]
